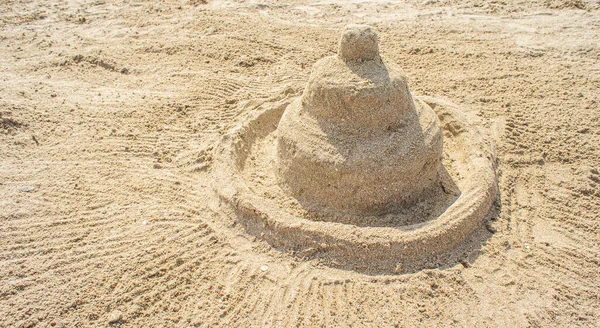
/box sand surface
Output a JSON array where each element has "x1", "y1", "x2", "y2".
[{"x1": 1, "y1": 0, "x2": 599, "y2": 327}]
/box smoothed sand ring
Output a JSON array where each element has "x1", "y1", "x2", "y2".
[{"x1": 214, "y1": 94, "x2": 498, "y2": 273}]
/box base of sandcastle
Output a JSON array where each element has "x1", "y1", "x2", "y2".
[{"x1": 214, "y1": 95, "x2": 498, "y2": 274}]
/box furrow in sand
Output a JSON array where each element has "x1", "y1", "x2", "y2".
[
  {"x1": 8, "y1": 225, "x2": 219, "y2": 300},
  {"x1": 537, "y1": 248, "x2": 599, "y2": 281},
  {"x1": 260, "y1": 278, "x2": 289, "y2": 327},
  {"x1": 247, "y1": 274, "x2": 281, "y2": 326},
  {"x1": 118, "y1": 248, "x2": 223, "y2": 303},
  {"x1": 3, "y1": 224, "x2": 212, "y2": 281},
  {"x1": 0, "y1": 201, "x2": 131, "y2": 229},
  {"x1": 200, "y1": 84, "x2": 246, "y2": 100},
  {"x1": 106, "y1": 239, "x2": 222, "y2": 302},
  {"x1": 220, "y1": 265, "x2": 264, "y2": 326},
  {"x1": 542, "y1": 212, "x2": 598, "y2": 237},
  {"x1": 296, "y1": 272, "x2": 322, "y2": 326},
  {"x1": 343, "y1": 281, "x2": 361, "y2": 326},
  {"x1": 277, "y1": 264, "x2": 314, "y2": 326},
  {"x1": 0, "y1": 221, "x2": 126, "y2": 258}
]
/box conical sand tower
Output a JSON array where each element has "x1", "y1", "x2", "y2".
[{"x1": 276, "y1": 24, "x2": 443, "y2": 215}]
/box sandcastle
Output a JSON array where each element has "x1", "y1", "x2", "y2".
[
  {"x1": 277, "y1": 25, "x2": 443, "y2": 216},
  {"x1": 214, "y1": 25, "x2": 498, "y2": 273}
]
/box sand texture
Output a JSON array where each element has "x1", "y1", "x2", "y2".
[{"x1": 1, "y1": 0, "x2": 600, "y2": 327}]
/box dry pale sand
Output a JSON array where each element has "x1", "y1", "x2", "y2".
[{"x1": 1, "y1": 0, "x2": 599, "y2": 327}]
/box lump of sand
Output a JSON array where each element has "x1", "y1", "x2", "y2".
[
  {"x1": 276, "y1": 24, "x2": 443, "y2": 216},
  {"x1": 213, "y1": 24, "x2": 498, "y2": 273}
]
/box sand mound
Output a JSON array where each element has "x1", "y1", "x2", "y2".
[
  {"x1": 277, "y1": 24, "x2": 444, "y2": 216},
  {"x1": 214, "y1": 25, "x2": 498, "y2": 273}
]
